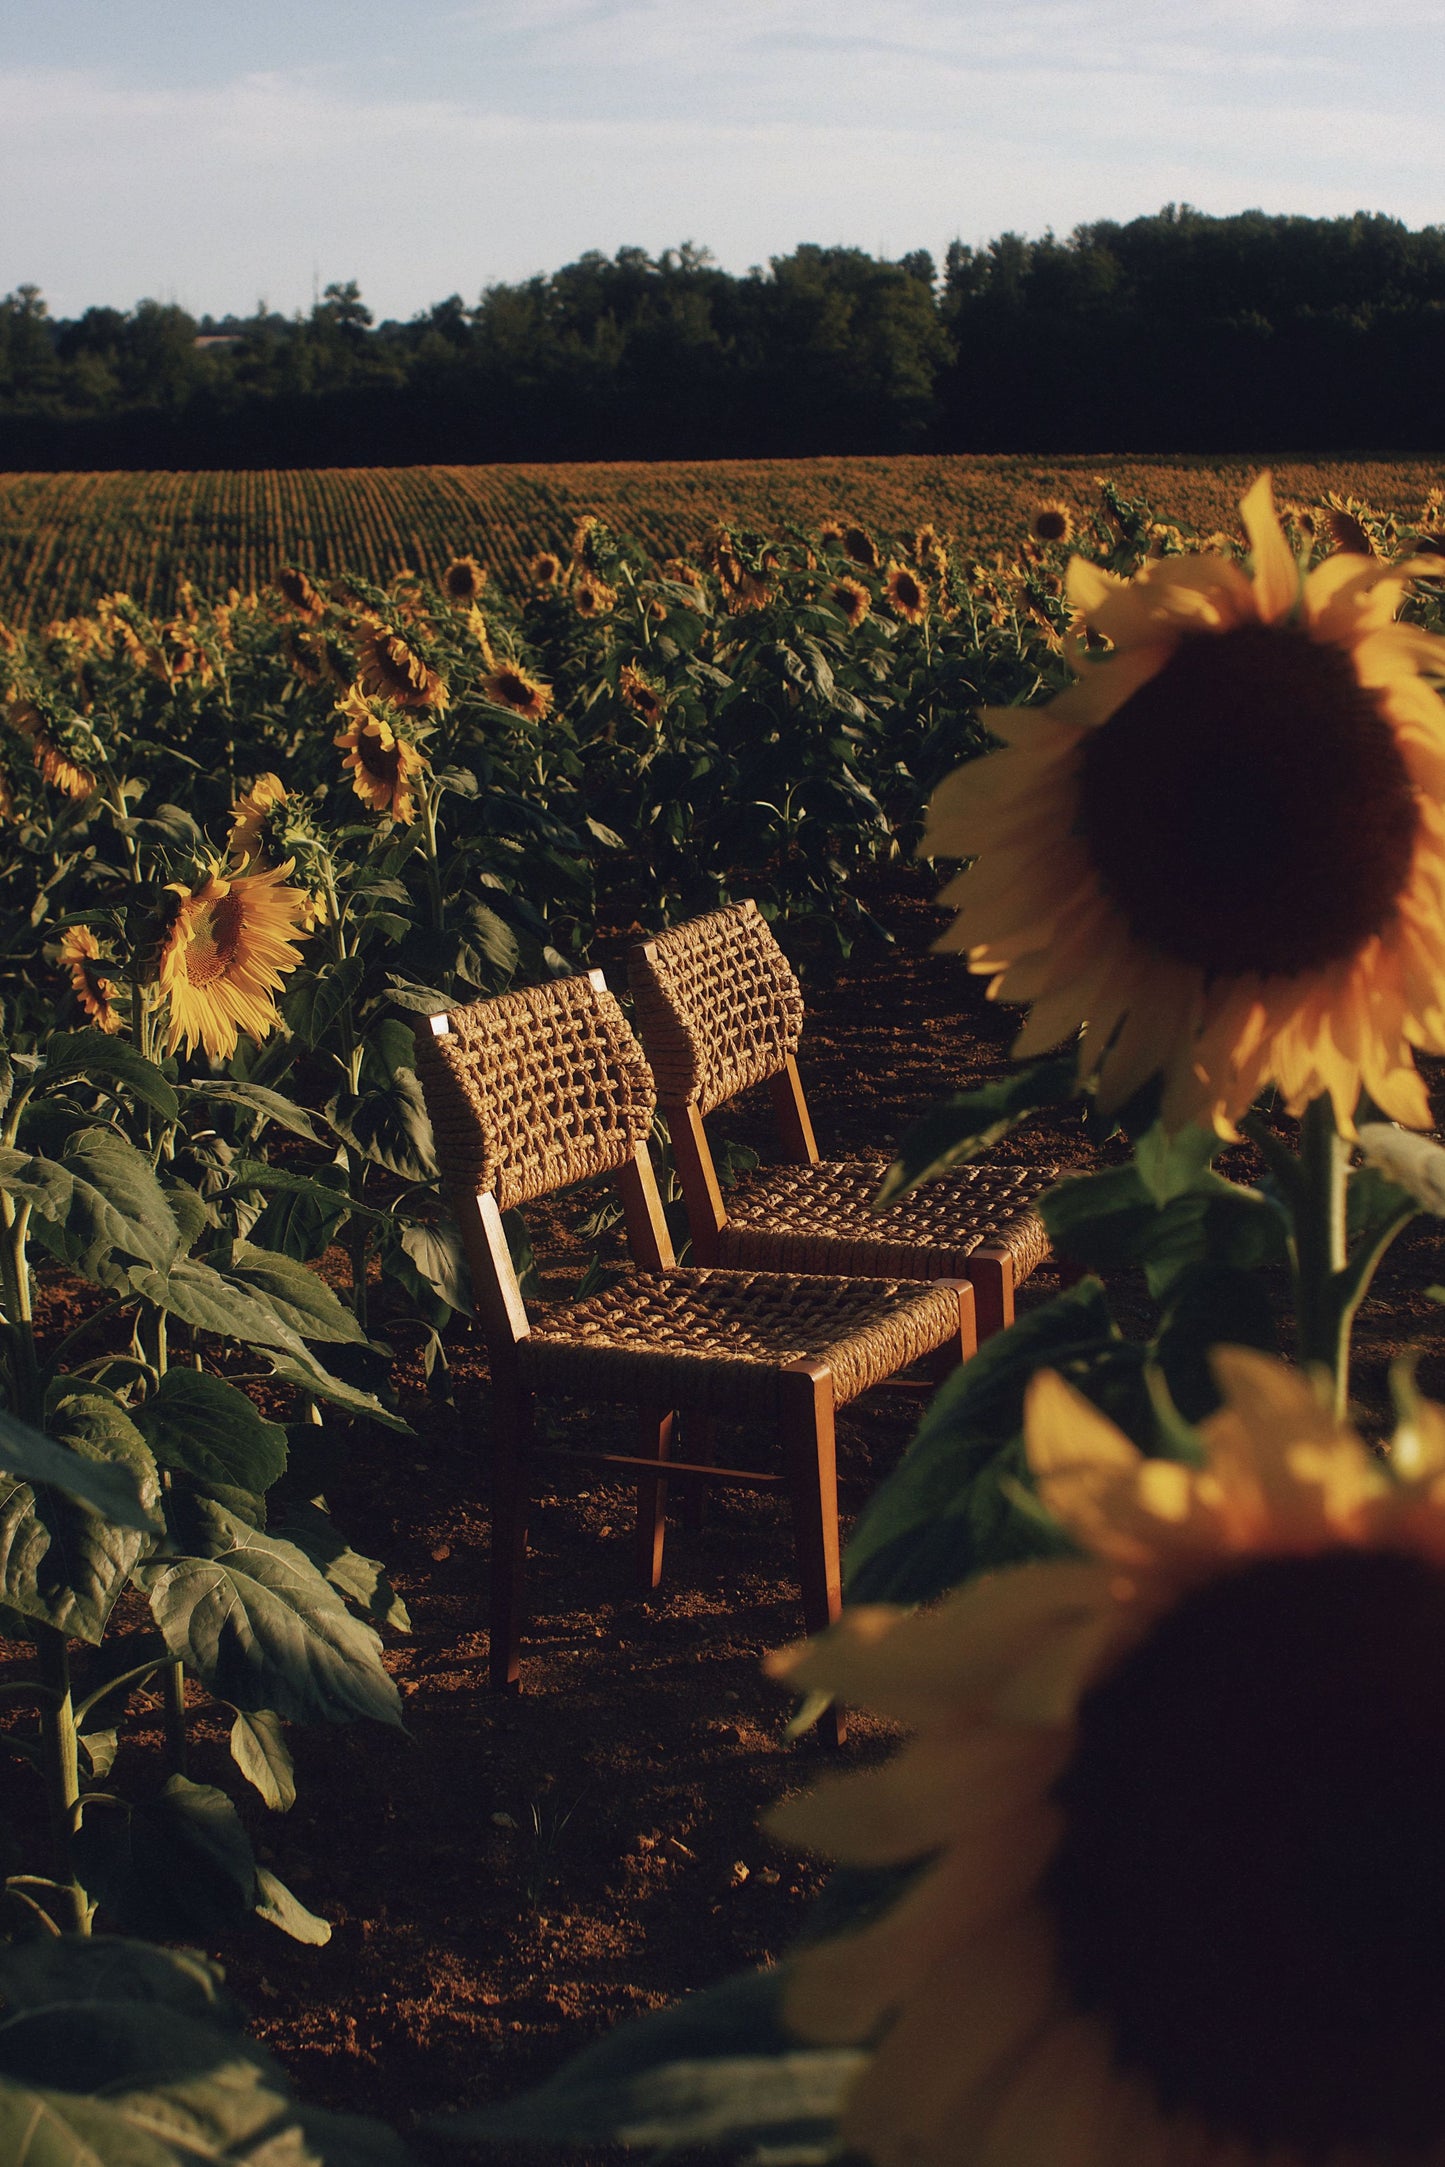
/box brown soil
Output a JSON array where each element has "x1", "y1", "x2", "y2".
[{"x1": 9, "y1": 868, "x2": 1445, "y2": 2153}]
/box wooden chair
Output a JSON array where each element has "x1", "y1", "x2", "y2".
[
  {"x1": 628, "y1": 900, "x2": 1059, "y2": 1340},
  {"x1": 415, "y1": 969, "x2": 975, "y2": 1734}
]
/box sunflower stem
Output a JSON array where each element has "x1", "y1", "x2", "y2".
[
  {"x1": 1294, "y1": 1093, "x2": 1350, "y2": 1417},
  {"x1": 35, "y1": 1628, "x2": 90, "y2": 1937}
]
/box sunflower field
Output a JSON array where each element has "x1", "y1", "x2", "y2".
[{"x1": 5, "y1": 470, "x2": 1445, "y2": 2160}]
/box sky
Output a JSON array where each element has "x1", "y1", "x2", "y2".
[{"x1": 2, "y1": 0, "x2": 1443, "y2": 323}]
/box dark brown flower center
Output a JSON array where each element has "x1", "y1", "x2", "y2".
[
  {"x1": 1075, "y1": 623, "x2": 1419, "y2": 978},
  {"x1": 1047, "y1": 1548, "x2": 1445, "y2": 2156}
]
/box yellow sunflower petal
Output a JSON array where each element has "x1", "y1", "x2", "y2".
[{"x1": 1239, "y1": 469, "x2": 1300, "y2": 623}]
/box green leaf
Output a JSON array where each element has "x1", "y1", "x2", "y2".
[
  {"x1": 0, "y1": 1402, "x2": 157, "y2": 1532},
  {"x1": 1356, "y1": 1123, "x2": 1442, "y2": 1215},
  {"x1": 181, "y1": 1079, "x2": 324, "y2": 1144},
  {"x1": 1155, "y1": 1262, "x2": 1279, "y2": 1422},
  {"x1": 159, "y1": 1176, "x2": 210, "y2": 1254},
  {"x1": 457, "y1": 901, "x2": 520, "y2": 980},
  {"x1": 141, "y1": 1501, "x2": 404, "y2": 1727},
  {"x1": 125, "y1": 1258, "x2": 307, "y2": 1352},
  {"x1": 1133, "y1": 1121, "x2": 1222, "y2": 1204},
  {"x1": 877, "y1": 1053, "x2": 1079, "y2": 1204},
  {"x1": 0, "y1": 1934, "x2": 233, "y2": 2027},
  {"x1": 133, "y1": 1370, "x2": 287, "y2": 1497},
  {"x1": 253, "y1": 1864, "x2": 331, "y2": 1945},
  {"x1": 262, "y1": 1351, "x2": 411, "y2": 1432},
  {"x1": 37, "y1": 1029, "x2": 178, "y2": 1124},
  {"x1": 329, "y1": 1071, "x2": 438, "y2": 1182},
  {"x1": 225, "y1": 1244, "x2": 366, "y2": 1345},
  {"x1": 282, "y1": 954, "x2": 365, "y2": 1049},
  {"x1": 0, "y1": 1392, "x2": 161, "y2": 1642},
  {"x1": 28, "y1": 1131, "x2": 184, "y2": 1281},
  {"x1": 273, "y1": 1499, "x2": 410, "y2": 1631},
  {"x1": 228, "y1": 1708, "x2": 296, "y2": 1811},
  {"x1": 394, "y1": 1209, "x2": 473, "y2": 1316}
]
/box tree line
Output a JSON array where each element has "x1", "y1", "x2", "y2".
[{"x1": 2, "y1": 205, "x2": 1443, "y2": 467}]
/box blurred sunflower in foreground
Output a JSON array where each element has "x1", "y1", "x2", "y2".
[
  {"x1": 158, "y1": 862, "x2": 309, "y2": 1059},
  {"x1": 926, "y1": 473, "x2": 1445, "y2": 1133},
  {"x1": 770, "y1": 1347, "x2": 1445, "y2": 2167}
]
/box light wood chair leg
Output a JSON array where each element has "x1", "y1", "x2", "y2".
[
  {"x1": 965, "y1": 1245, "x2": 1015, "y2": 1340},
  {"x1": 633, "y1": 1406, "x2": 674, "y2": 1592},
  {"x1": 780, "y1": 1362, "x2": 845, "y2": 1748},
  {"x1": 488, "y1": 1384, "x2": 533, "y2": 1692}
]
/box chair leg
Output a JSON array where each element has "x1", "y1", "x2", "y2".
[
  {"x1": 633, "y1": 1406, "x2": 674, "y2": 1592},
  {"x1": 923, "y1": 1279, "x2": 977, "y2": 1380},
  {"x1": 965, "y1": 1245, "x2": 1015, "y2": 1341},
  {"x1": 779, "y1": 1362, "x2": 845, "y2": 1747},
  {"x1": 488, "y1": 1384, "x2": 533, "y2": 1692}
]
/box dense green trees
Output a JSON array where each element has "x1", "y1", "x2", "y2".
[{"x1": 2, "y1": 208, "x2": 1442, "y2": 466}]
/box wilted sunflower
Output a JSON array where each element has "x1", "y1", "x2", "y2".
[
  {"x1": 843, "y1": 525, "x2": 880, "y2": 570},
  {"x1": 8, "y1": 699, "x2": 97, "y2": 799},
  {"x1": 227, "y1": 772, "x2": 287, "y2": 865},
  {"x1": 354, "y1": 619, "x2": 448, "y2": 711},
  {"x1": 572, "y1": 574, "x2": 616, "y2": 619},
  {"x1": 1030, "y1": 498, "x2": 1076, "y2": 547},
  {"x1": 334, "y1": 686, "x2": 426, "y2": 824},
  {"x1": 770, "y1": 1346, "x2": 1445, "y2": 2167},
  {"x1": 58, "y1": 925, "x2": 123, "y2": 1034},
  {"x1": 480, "y1": 665, "x2": 553, "y2": 722},
  {"x1": 884, "y1": 563, "x2": 929, "y2": 624},
  {"x1": 661, "y1": 557, "x2": 703, "y2": 588},
  {"x1": 829, "y1": 578, "x2": 871, "y2": 630},
  {"x1": 442, "y1": 555, "x2": 488, "y2": 604},
  {"x1": 529, "y1": 552, "x2": 563, "y2": 589},
  {"x1": 618, "y1": 663, "x2": 664, "y2": 721},
  {"x1": 158, "y1": 862, "x2": 309, "y2": 1061},
  {"x1": 926, "y1": 472, "x2": 1445, "y2": 1135},
  {"x1": 275, "y1": 567, "x2": 327, "y2": 622}
]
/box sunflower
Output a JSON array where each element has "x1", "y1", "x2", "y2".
[
  {"x1": 333, "y1": 687, "x2": 426, "y2": 824},
  {"x1": 769, "y1": 1346, "x2": 1445, "y2": 2167},
  {"x1": 442, "y1": 555, "x2": 488, "y2": 604},
  {"x1": 158, "y1": 862, "x2": 309, "y2": 1060},
  {"x1": 819, "y1": 520, "x2": 848, "y2": 548},
  {"x1": 829, "y1": 578, "x2": 871, "y2": 630},
  {"x1": 227, "y1": 772, "x2": 287, "y2": 865},
  {"x1": 884, "y1": 563, "x2": 929, "y2": 624},
  {"x1": 529, "y1": 552, "x2": 563, "y2": 589},
  {"x1": 913, "y1": 525, "x2": 949, "y2": 578},
  {"x1": 58, "y1": 925, "x2": 123, "y2": 1034},
  {"x1": 354, "y1": 619, "x2": 448, "y2": 711},
  {"x1": 1322, "y1": 501, "x2": 1376, "y2": 557},
  {"x1": 480, "y1": 664, "x2": 553, "y2": 722},
  {"x1": 661, "y1": 557, "x2": 703, "y2": 588},
  {"x1": 572, "y1": 574, "x2": 616, "y2": 619},
  {"x1": 8, "y1": 700, "x2": 97, "y2": 799},
  {"x1": 275, "y1": 567, "x2": 327, "y2": 622},
  {"x1": 1030, "y1": 498, "x2": 1076, "y2": 547},
  {"x1": 618, "y1": 663, "x2": 664, "y2": 721},
  {"x1": 843, "y1": 526, "x2": 880, "y2": 570},
  {"x1": 925, "y1": 472, "x2": 1445, "y2": 1136},
  {"x1": 465, "y1": 605, "x2": 497, "y2": 669}
]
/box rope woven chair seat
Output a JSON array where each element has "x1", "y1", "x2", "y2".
[
  {"x1": 628, "y1": 898, "x2": 803, "y2": 1115},
  {"x1": 415, "y1": 974, "x2": 655, "y2": 1211},
  {"x1": 519, "y1": 1268, "x2": 962, "y2": 1417},
  {"x1": 715, "y1": 1158, "x2": 1056, "y2": 1281}
]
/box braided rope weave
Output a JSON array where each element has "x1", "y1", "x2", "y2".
[
  {"x1": 716, "y1": 1158, "x2": 1055, "y2": 1280},
  {"x1": 520, "y1": 1268, "x2": 962, "y2": 1417},
  {"x1": 415, "y1": 975, "x2": 656, "y2": 1212},
  {"x1": 628, "y1": 898, "x2": 804, "y2": 1115}
]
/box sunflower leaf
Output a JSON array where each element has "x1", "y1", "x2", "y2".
[{"x1": 34, "y1": 1029, "x2": 179, "y2": 1124}]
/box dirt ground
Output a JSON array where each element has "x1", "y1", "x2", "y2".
[{"x1": 10, "y1": 866, "x2": 1445, "y2": 2154}]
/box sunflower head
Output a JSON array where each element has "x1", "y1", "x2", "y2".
[
  {"x1": 7, "y1": 697, "x2": 98, "y2": 799},
  {"x1": 769, "y1": 1347, "x2": 1445, "y2": 2167},
  {"x1": 227, "y1": 773, "x2": 288, "y2": 866},
  {"x1": 353, "y1": 619, "x2": 449, "y2": 711},
  {"x1": 618, "y1": 663, "x2": 664, "y2": 721},
  {"x1": 912, "y1": 524, "x2": 949, "y2": 577},
  {"x1": 843, "y1": 525, "x2": 880, "y2": 570},
  {"x1": 442, "y1": 555, "x2": 488, "y2": 605},
  {"x1": 829, "y1": 577, "x2": 871, "y2": 630},
  {"x1": 818, "y1": 519, "x2": 847, "y2": 547},
  {"x1": 529, "y1": 552, "x2": 563, "y2": 589},
  {"x1": 57, "y1": 924, "x2": 124, "y2": 1034},
  {"x1": 157, "y1": 861, "x2": 310, "y2": 1061},
  {"x1": 480, "y1": 665, "x2": 553, "y2": 722},
  {"x1": 1322, "y1": 497, "x2": 1377, "y2": 557},
  {"x1": 333, "y1": 685, "x2": 427, "y2": 824},
  {"x1": 1029, "y1": 498, "x2": 1075, "y2": 547},
  {"x1": 926, "y1": 470, "x2": 1445, "y2": 1137},
  {"x1": 661, "y1": 557, "x2": 703, "y2": 589},
  {"x1": 884, "y1": 563, "x2": 929, "y2": 623},
  {"x1": 276, "y1": 567, "x2": 327, "y2": 622},
  {"x1": 572, "y1": 574, "x2": 616, "y2": 620}
]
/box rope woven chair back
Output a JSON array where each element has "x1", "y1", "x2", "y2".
[
  {"x1": 416, "y1": 973, "x2": 656, "y2": 1212},
  {"x1": 628, "y1": 899, "x2": 805, "y2": 1116}
]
